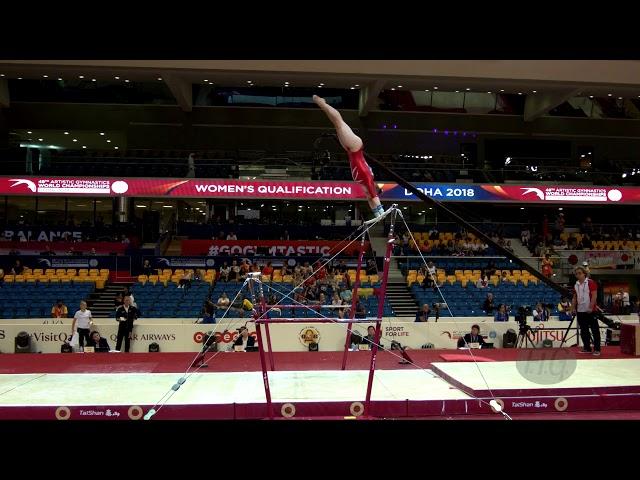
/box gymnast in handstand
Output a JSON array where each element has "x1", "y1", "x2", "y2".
[{"x1": 313, "y1": 95, "x2": 385, "y2": 218}]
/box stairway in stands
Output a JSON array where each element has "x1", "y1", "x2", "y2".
[{"x1": 88, "y1": 281, "x2": 134, "y2": 318}]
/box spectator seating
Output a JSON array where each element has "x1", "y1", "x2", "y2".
[
  {"x1": 131, "y1": 281, "x2": 212, "y2": 318},
  {"x1": 0, "y1": 282, "x2": 96, "y2": 318},
  {"x1": 137, "y1": 268, "x2": 216, "y2": 286},
  {"x1": 2, "y1": 268, "x2": 109, "y2": 289}
]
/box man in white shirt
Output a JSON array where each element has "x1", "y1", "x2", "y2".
[
  {"x1": 571, "y1": 266, "x2": 600, "y2": 355},
  {"x1": 71, "y1": 300, "x2": 93, "y2": 349}
]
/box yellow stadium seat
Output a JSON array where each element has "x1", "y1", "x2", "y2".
[
  {"x1": 89, "y1": 269, "x2": 99, "y2": 276},
  {"x1": 138, "y1": 275, "x2": 148, "y2": 284},
  {"x1": 369, "y1": 274, "x2": 379, "y2": 284},
  {"x1": 45, "y1": 269, "x2": 55, "y2": 276},
  {"x1": 33, "y1": 269, "x2": 43, "y2": 275},
  {"x1": 66, "y1": 269, "x2": 77, "y2": 276},
  {"x1": 95, "y1": 279, "x2": 106, "y2": 289},
  {"x1": 100, "y1": 269, "x2": 109, "y2": 276},
  {"x1": 78, "y1": 269, "x2": 88, "y2": 276}
]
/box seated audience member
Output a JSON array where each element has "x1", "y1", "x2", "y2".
[
  {"x1": 361, "y1": 326, "x2": 382, "y2": 349},
  {"x1": 233, "y1": 326, "x2": 255, "y2": 351},
  {"x1": 354, "y1": 300, "x2": 367, "y2": 319},
  {"x1": 51, "y1": 299, "x2": 69, "y2": 318},
  {"x1": 482, "y1": 293, "x2": 495, "y2": 314},
  {"x1": 142, "y1": 259, "x2": 154, "y2": 276},
  {"x1": 532, "y1": 302, "x2": 549, "y2": 322},
  {"x1": 415, "y1": 303, "x2": 431, "y2": 322},
  {"x1": 457, "y1": 324, "x2": 486, "y2": 348},
  {"x1": 178, "y1": 271, "x2": 193, "y2": 289},
  {"x1": 201, "y1": 300, "x2": 216, "y2": 324},
  {"x1": 476, "y1": 272, "x2": 489, "y2": 289},
  {"x1": 365, "y1": 259, "x2": 377, "y2": 275},
  {"x1": 557, "y1": 297, "x2": 573, "y2": 321},
  {"x1": 217, "y1": 292, "x2": 231, "y2": 310},
  {"x1": 500, "y1": 271, "x2": 509, "y2": 283},
  {"x1": 494, "y1": 304, "x2": 509, "y2": 322},
  {"x1": 11, "y1": 260, "x2": 24, "y2": 275},
  {"x1": 218, "y1": 262, "x2": 230, "y2": 282},
  {"x1": 87, "y1": 331, "x2": 110, "y2": 352}
]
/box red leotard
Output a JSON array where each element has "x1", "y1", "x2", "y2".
[{"x1": 347, "y1": 149, "x2": 378, "y2": 199}]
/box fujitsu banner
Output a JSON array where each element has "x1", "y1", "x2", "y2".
[
  {"x1": 181, "y1": 240, "x2": 369, "y2": 256},
  {"x1": 2, "y1": 176, "x2": 640, "y2": 204}
]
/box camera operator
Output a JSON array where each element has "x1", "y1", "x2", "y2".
[
  {"x1": 571, "y1": 266, "x2": 600, "y2": 355},
  {"x1": 532, "y1": 302, "x2": 550, "y2": 322},
  {"x1": 494, "y1": 304, "x2": 509, "y2": 322}
]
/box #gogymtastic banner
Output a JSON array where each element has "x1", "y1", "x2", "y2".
[
  {"x1": 181, "y1": 240, "x2": 369, "y2": 256},
  {"x1": 2, "y1": 176, "x2": 639, "y2": 204}
]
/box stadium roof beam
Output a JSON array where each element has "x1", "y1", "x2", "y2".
[
  {"x1": 163, "y1": 74, "x2": 192, "y2": 112},
  {"x1": 523, "y1": 87, "x2": 581, "y2": 122},
  {"x1": 358, "y1": 79, "x2": 386, "y2": 117}
]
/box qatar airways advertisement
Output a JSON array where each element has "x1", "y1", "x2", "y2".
[{"x1": 1, "y1": 176, "x2": 638, "y2": 204}]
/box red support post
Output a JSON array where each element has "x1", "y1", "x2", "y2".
[
  {"x1": 341, "y1": 234, "x2": 367, "y2": 370},
  {"x1": 364, "y1": 209, "x2": 397, "y2": 416},
  {"x1": 254, "y1": 321, "x2": 274, "y2": 419}
]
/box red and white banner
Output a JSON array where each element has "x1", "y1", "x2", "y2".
[
  {"x1": 3, "y1": 176, "x2": 640, "y2": 204},
  {"x1": 0, "y1": 177, "x2": 365, "y2": 200},
  {"x1": 181, "y1": 240, "x2": 369, "y2": 257}
]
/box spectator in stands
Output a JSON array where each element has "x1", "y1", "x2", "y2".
[
  {"x1": 71, "y1": 300, "x2": 93, "y2": 349},
  {"x1": 428, "y1": 227, "x2": 439, "y2": 240},
  {"x1": 532, "y1": 302, "x2": 549, "y2": 322},
  {"x1": 121, "y1": 234, "x2": 130, "y2": 245},
  {"x1": 262, "y1": 261, "x2": 274, "y2": 280},
  {"x1": 332, "y1": 293, "x2": 345, "y2": 318},
  {"x1": 558, "y1": 297, "x2": 573, "y2": 321},
  {"x1": 193, "y1": 269, "x2": 202, "y2": 282},
  {"x1": 0, "y1": 268, "x2": 4, "y2": 285},
  {"x1": 51, "y1": 299, "x2": 68, "y2": 319},
  {"x1": 353, "y1": 300, "x2": 367, "y2": 319},
  {"x1": 218, "y1": 262, "x2": 230, "y2": 282},
  {"x1": 233, "y1": 326, "x2": 255, "y2": 351},
  {"x1": 229, "y1": 260, "x2": 240, "y2": 282},
  {"x1": 216, "y1": 292, "x2": 230, "y2": 311},
  {"x1": 114, "y1": 292, "x2": 124, "y2": 310},
  {"x1": 201, "y1": 300, "x2": 216, "y2": 324},
  {"x1": 340, "y1": 287, "x2": 353, "y2": 303},
  {"x1": 541, "y1": 254, "x2": 554, "y2": 278},
  {"x1": 11, "y1": 259, "x2": 23, "y2": 275},
  {"x1": 336, "y1": 260, "x2": 348, "y2": 274},
  {"x1": 482, "y1": 293, "x2": 495, "y2": 314},
  {"x1": 485, "y1": 261, "x2": 497, "y2": 278},
  {"x1": 476, "y1": 272, "x2": 489, "y2": 289},
  {"x1": 415, "y1": 304, "x2": 431, "y2": 322},
  {"x1": 552, "y1": 213, "x2": 565, "y2": 241},
  {"x1": 177, "y1": 271, "x2": 193, "y2": 288},
  {"x1": 87, "y1": 331, "x2": 110, "y2": 352},
  {"x1": 421, "y1": 261, "x2": 437, "y2": 290},
  {"x1": 278, "y1": 262, "x2": 290, "y2": 277},
  {"x1": 494, "y1": 304, "x2": 509, "y2": 322},
  {"x1": 115, "y1": 295, "x2": 139, "y2": 353},
  {"x1": 619, "y1": 289, "x2": 631, "y2": 315},
  {"x1": 365, "y1": 259, "x2": 377, "y2": 275},
  {"x1": 142, "y1": 259, "x2": 153, "y2": 277},
  {"x1": 457, "y1": 324, "x2": 486, "y2": 348},
  {"x1": 521, "y1": 226, "x2": 531, "y2": 246},
  {"x1": 500, "y1": 271, "x2": 509, "y2": 283},
  {"x1": 239, "y1": 260, "x2": 250, "y2": 281},
  {"x1": 8, "y1": 248, "x2": 20, "y2": 256},
  {"x1": 88, "y1": 247, "x2": 97, "y2": 256},
  {"x1": 226, "y1": 232, "x2": 237, "y2": 241}
]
